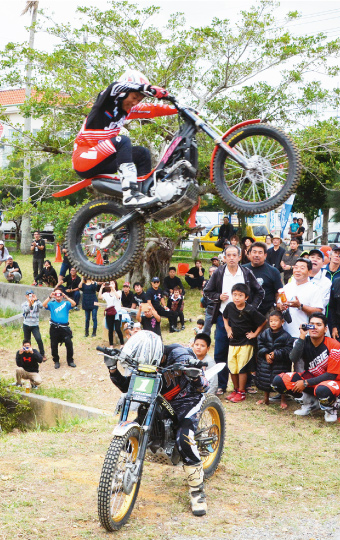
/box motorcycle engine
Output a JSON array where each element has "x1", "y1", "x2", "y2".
[{"x1": 154, "y1": 172, "x2": 187, "y2": 203}]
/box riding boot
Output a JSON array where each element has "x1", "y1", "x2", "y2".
[
  {"x1": 119, "y1": 163, "x2": 159, "y2": 208},
  {"x1": 85, "y1": 321, "x2": 89, "y2": 337},
  {"x1": 183, "y1": 463, "x2": 207, "y2": 516}
]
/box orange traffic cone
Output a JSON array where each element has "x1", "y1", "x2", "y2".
[
  {"x1": 55, "y1": 243, "x2": 62, "y2": 263},
  {"x1": 95, "y1": 249, "x2": 104, "y2": 265}
]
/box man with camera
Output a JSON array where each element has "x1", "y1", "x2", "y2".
[
  {"x1": 15, "y1": 339, "x2": 43, "y2": 388},
  {"x1": 276, "y1": 258, "x2": 323, "y2": 370},
  {"x1": 22, "y1": 290, "x2": 46, "y2": 360},
  {"x1": 42, "y1": 290, "x2": 76, "y2": 369},
  {"x1": 30, "y1": 231, "x2": 46, "y2": 285},
  {"x1": 3, "y1": 255, "x2": 22, "y2": 283},
  {"x1": 272, "y1": 313, "x2": 340, "y2": 421}
]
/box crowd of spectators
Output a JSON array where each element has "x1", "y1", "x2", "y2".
[{"x1": 6, "y1": 221, "x2": 340, "y2": 423}]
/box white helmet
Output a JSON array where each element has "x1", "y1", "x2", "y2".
[
  {"x1": 118, "y1": 69, "x2": 150, "y2": 86},
  {"x1": 121, "y1": 330, "x2": 163, "y2": 366}
]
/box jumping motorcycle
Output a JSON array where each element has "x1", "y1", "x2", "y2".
[
  {"x1": 96, "y1": 342, "x2": 226, "y2": 531},
  {"x1": 54, "y1": 93, "x2": 301, "y2": 280}
]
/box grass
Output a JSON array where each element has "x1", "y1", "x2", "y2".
[
  {"x1": 33, "y1": 386, "x2": 86, "y2": 404},
  {"x1": 0, "y1": 306, "x2": 20, "y2": 318}
]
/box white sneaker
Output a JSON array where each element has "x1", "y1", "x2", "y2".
[
  {"x1": 294, "y1": 404, "x2": 319, "y2": 416},
  {"x1": 324, "y1": 410, "x2": 337, "y2": 422}
]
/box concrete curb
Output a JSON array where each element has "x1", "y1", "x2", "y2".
[{"x1": 18, "y1": 391, "x2": 114, "y2": 428}]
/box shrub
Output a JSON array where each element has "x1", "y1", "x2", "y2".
[{"x1": 0, "y1": 380, "x2": 31, "y2": 433}]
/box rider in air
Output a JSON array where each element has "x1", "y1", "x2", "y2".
[
  {"x1": 107, "y1": 337, "x2": 210, "y2": 516},
  {"x1": 72, "y1": 70, "x2": 176, "y2": 208}
]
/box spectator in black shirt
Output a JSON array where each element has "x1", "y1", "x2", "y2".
[
  {"x1": 295, "y1": 218, "x2": 305, "y2": 245},
  {"x1": 57, "y1": 267, "x2": 81, "y2": 308},
  {"x1": 131, "y1": 282, "x2": 147, "y2": 308},
  {"x1": 218, "y1": 217, "x2": 234, "y2": 243},
  {"x1": 266, "y1": 235, "x2": 285, "y2": 271},
  {"x1": 243, "y1": 242, "x2": 283, "y2": 316},
  {"x1": 15, "y1": 340, "x2": 43, "y2": 388},
  {"x1": 163, "y1": 267, "x2": 185, "y2": 297},
  {"x1": 30, "y1": 231, "x2": 46, "y2": 285},
  {"x1": 3, "y1": 256, "x2": 22, "y2": 283},
  {"x1": 145, "y1": 277, "x2": 179, "y2": 332},
  {"x1": 136, "y1": 303, "x2": 162, "y2": 336},
  {"x1": 167, "y1": 286, "x2": 185, "y2": 330},
  {"x1": 33, "y1": 260, "x2": 58, "y2": 287},
  {"x1": 121, "y1": 282, "x2": 134, "y2": 308},
  {"x1": 185, "y1": 260, "x2": 205, "y2": 289}
]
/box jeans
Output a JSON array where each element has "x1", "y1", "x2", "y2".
[
  {"x1": 59, "y1": 261, "x2": 71, "y2": 277},
  {"x1": 33, "y1": 258, "x2": 44, "y2": 282},
  {"x1": 214, "y1": 313, "x2": 230, "y2": 391},
  {"x1": 185, "y1": 275, "x2": 205, "y2": 289},
  {"x1": 85, "y1": 308, "x2": 98, "y2": 334},
  {"x1": 106, "y1": 314, "x2": 124, "y2": 346},
  {"x1": 202, "y1": 306, "x2": 214, "y2": 336},
  {"x1": 23, "y1": 324, "x2": 45, "y2": 356}
]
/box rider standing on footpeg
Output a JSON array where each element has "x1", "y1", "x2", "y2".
[
  {"x1": 72, "y1": 69, "x2": 176, "y2": 207},
  {"x1": 108, "y1": 343, "x2": 210, "y2": 516}
]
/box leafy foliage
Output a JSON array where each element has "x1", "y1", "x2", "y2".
[{"x1": 0, "y1": 380, "x2": 31, "y2": 433}]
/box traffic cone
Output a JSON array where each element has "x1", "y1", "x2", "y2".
[
  {"x1": 95, "y1": 249, "x2": 104, "y2": 265},
  {"x1": 55, "y1": 243, "x2": 62, "y2": 263}
]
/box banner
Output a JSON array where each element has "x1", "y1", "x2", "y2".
[{"x1": 280, "y1": 194, "x2": 296, "y2": 238}]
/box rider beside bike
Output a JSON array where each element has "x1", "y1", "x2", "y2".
[
  {"x1": 107, "y1": 341, "x2": 210, "y2": 516},
  {"x1": 72, "y1": 70, "x2": 175, "y2": 208}
]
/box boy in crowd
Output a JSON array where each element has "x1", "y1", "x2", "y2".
[
  {"x1": 167, "y1": 286, "x2": 185, "y2": 330},
  {"x1": 192, "y1": 333, "x2": 218, "y2": 394},
  {"x1": 15, "y1": 340, "x2": 43, "y2": 389},
  {"x1": 136, "y1": 303, "x2": 162, "y2": 336},
  {"x1": 189, "y1": 318, "x2": 205, "y2": 346},
  {"x1": 255, "y1": 311, "x2": 294, "y2": 409},
  {"x1": 223, "y1": 283, "x2": 267, "y2": 402},
  {"x1": 131, "y1": 282, "x2": 147, "y2": 308},
  {"x1": 121, "y1": 282, "x2": 135, "y2": 308}
]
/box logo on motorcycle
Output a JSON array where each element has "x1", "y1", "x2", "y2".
[{"x1": 133, "y1": 376, "x2": 154, "y2": 394}]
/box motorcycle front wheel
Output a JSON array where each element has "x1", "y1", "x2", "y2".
[
  {"x1": 65, "y1": 198, "x2": 145, "y2": 280},
  {"x1": 213, "y1": 124, "x2": 301, "y2": 214},
  {"x1": 98, "y1": 428, "x2": 141, "y2": 531},
  {"x1": 196, "y1": 395, "x2": 226, "y2": 479}
]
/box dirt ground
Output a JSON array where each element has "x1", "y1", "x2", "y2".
[{"x1": 1, "y1": 307, "x2": 340, "y2": 539}]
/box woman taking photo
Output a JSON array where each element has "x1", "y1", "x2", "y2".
[
  {"x1": 79, "y1": 277, "x2": 98, "y2": 337},
  {"x1": 98, "y1": 281, "x2": 124, "y2": 347},
  {"x1": 0, "y1": 240, "x2": 10, "y2": 265}
]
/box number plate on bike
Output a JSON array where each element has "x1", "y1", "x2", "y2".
[{"x1": 132, "y1": 376, "x2": 155, "y2": 401}]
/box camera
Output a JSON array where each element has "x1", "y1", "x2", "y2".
[
  {"x1": 301, "y1": 324, "x2": 315, "y2": 331},
  {"x1": 23, "y1": 347, "x2": 30, "y2": 351},
  {"x1": 104, "y1": 282, "x2": 110, "y2": 287}
]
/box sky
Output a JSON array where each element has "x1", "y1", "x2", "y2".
[{"x1": 2, "y1": 0, "x2": 340, "y2": 49}]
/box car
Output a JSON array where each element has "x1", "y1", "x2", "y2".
[
  {"x1": 303, "y1": 232, "x2": 340, "y2": 249},
  {"x1": 199, "y1": 223, "x2": 270, "y2": 251}
]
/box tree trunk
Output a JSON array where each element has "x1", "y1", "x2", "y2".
[
  {"x1": 305, "y1": 218, "x2": 314, "y2": 241},
  {"x1": 20, "y1": 2, "x2": 39, "y2": 254},
  {"x1": 321, "y1": 207, "x2": 329, "y2": 245},
  {"x1": 129, "y1": 237, "x2": 175, "y2": 286}
]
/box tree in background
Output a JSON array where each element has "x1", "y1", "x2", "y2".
[
  {"x1": 294, "y1": 120, "x2": 340, "y2": 242},
  {"x1": 0, "y1": 0, "x2": 340, "y2": 272}
]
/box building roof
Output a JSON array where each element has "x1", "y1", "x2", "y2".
[{"x1": 0, "y1": 88, "x2": 27, "y2": 106}]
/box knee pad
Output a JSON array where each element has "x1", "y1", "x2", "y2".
[
  {"x1": 272, "y1": 373, "x2": 291, "y2": 393},
  {"x1": 315, "y1": 381, "x2": 340, "y2": 406}
]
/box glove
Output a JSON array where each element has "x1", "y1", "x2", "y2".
[
  {"x1": 104, "y1": 355, "x2": 118, "y2": 370},
  {"x1": 149, "y1": 85, "x2": 169, "y2": 99}
]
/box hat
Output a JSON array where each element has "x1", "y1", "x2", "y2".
[
  {"x1": 7, "y1": 255, "x2": 13, "y2": 259},
  {"x1": 210, "y1": 256, "x2": 219, "y2": 262},
  {"x1": 272, "y1": 234, "x2": 282, "y2": 241},
  {"x1": 123, "y1": 281, "x2": 130, "y2": 287},
  {"x1": 0, "y1": 240, "x2": 4, "y2": 245},
  {"x1": 241, "y1": 236, "x2": 255, "y2": 244},
  {"x1": 25, "y1": 290, "x2": 34, "y2": 295},
  {"x1": 300, "y1": 251, "x2": 310, "y2": 258},
  {"x1": 309, "y1": 248, "x2": 324, "y2": 260},
  {"x1": 332, "y1": 244, "x2": 340, "y2": 252},
  {"x1": 151, "y1": 277, "x2": 160, "y2": 283}
]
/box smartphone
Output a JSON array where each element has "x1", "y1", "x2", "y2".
[
  {"x1": 104, "y1": 282, "x2": 110, "y2": 286},
  {"x1": 301, "y1": 324, "x2": 315, "y2": 331}
]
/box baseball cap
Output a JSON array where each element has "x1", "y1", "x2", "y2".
[
  {"x1": 151, "y1": 277, "x2": 160, "y2": 282},
  {"x1": 7, "y1": 255, "x2": 13, "y2": 259},
  {"x1": 25, "y1": 290, "x2": 34, "y2": 295},
  {"x1": 0, "y1": 240, "x2": 4, "y2": 245},
  {"x1": 332, "y1": 244, "x2": 340, "y2": 252},
  {"x1": 309, "y1": 249, "x2": 324, "y2": 260},
  {"x1": 210, "y1": 256, "x2": 219, "y2": 261},
  {"x1": 123, "y1": 281, "x2": 130, "y2": 287}
]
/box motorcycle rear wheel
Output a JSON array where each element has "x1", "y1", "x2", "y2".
[
  {"x1": 196, "y1": 395, "x2": 226, "y2": 479},
  {"x1": 98, "y1": 428, "x2": 141, "y2": 531},
  {"x1": 65, "y1": 197, "x2": 145, "y2": 280},
  {"x1": 213, "y1": 124, "x2": 301, "y2": 214}
]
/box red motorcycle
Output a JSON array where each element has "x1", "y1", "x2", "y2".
[{"x1": 54, "y1": 94, "x2": 301, "y2": 280}]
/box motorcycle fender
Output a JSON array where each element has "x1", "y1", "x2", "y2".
[
  {"x1": 112, "y1": 421, "x2": 141, "y2": 437},
  {"x1": 209, "y1": 118, "x2": 261, "y2": 182},
  {"x1": 53, "y1": 179, "x2": 92, "y2": 197}
]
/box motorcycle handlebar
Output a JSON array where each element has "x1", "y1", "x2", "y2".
[{"x1": 96, "y1": 346, "x2": 120, "y2": 356}]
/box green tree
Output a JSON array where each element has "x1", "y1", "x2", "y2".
[{"x1": 294, "y1": 120, "x2": 340, "y2": 242}]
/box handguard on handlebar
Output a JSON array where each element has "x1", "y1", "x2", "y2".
[{"x1": 96, "y1": 346, "x2": 121, "y2": 369}]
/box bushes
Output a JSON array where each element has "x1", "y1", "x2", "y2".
[{"x1": 0, "y1": 380, "x2": 31, "y2": 433}]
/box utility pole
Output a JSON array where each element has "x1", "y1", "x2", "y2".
[{"x1": 20, "y1": 1, "x2": 39, "y2": 253}]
